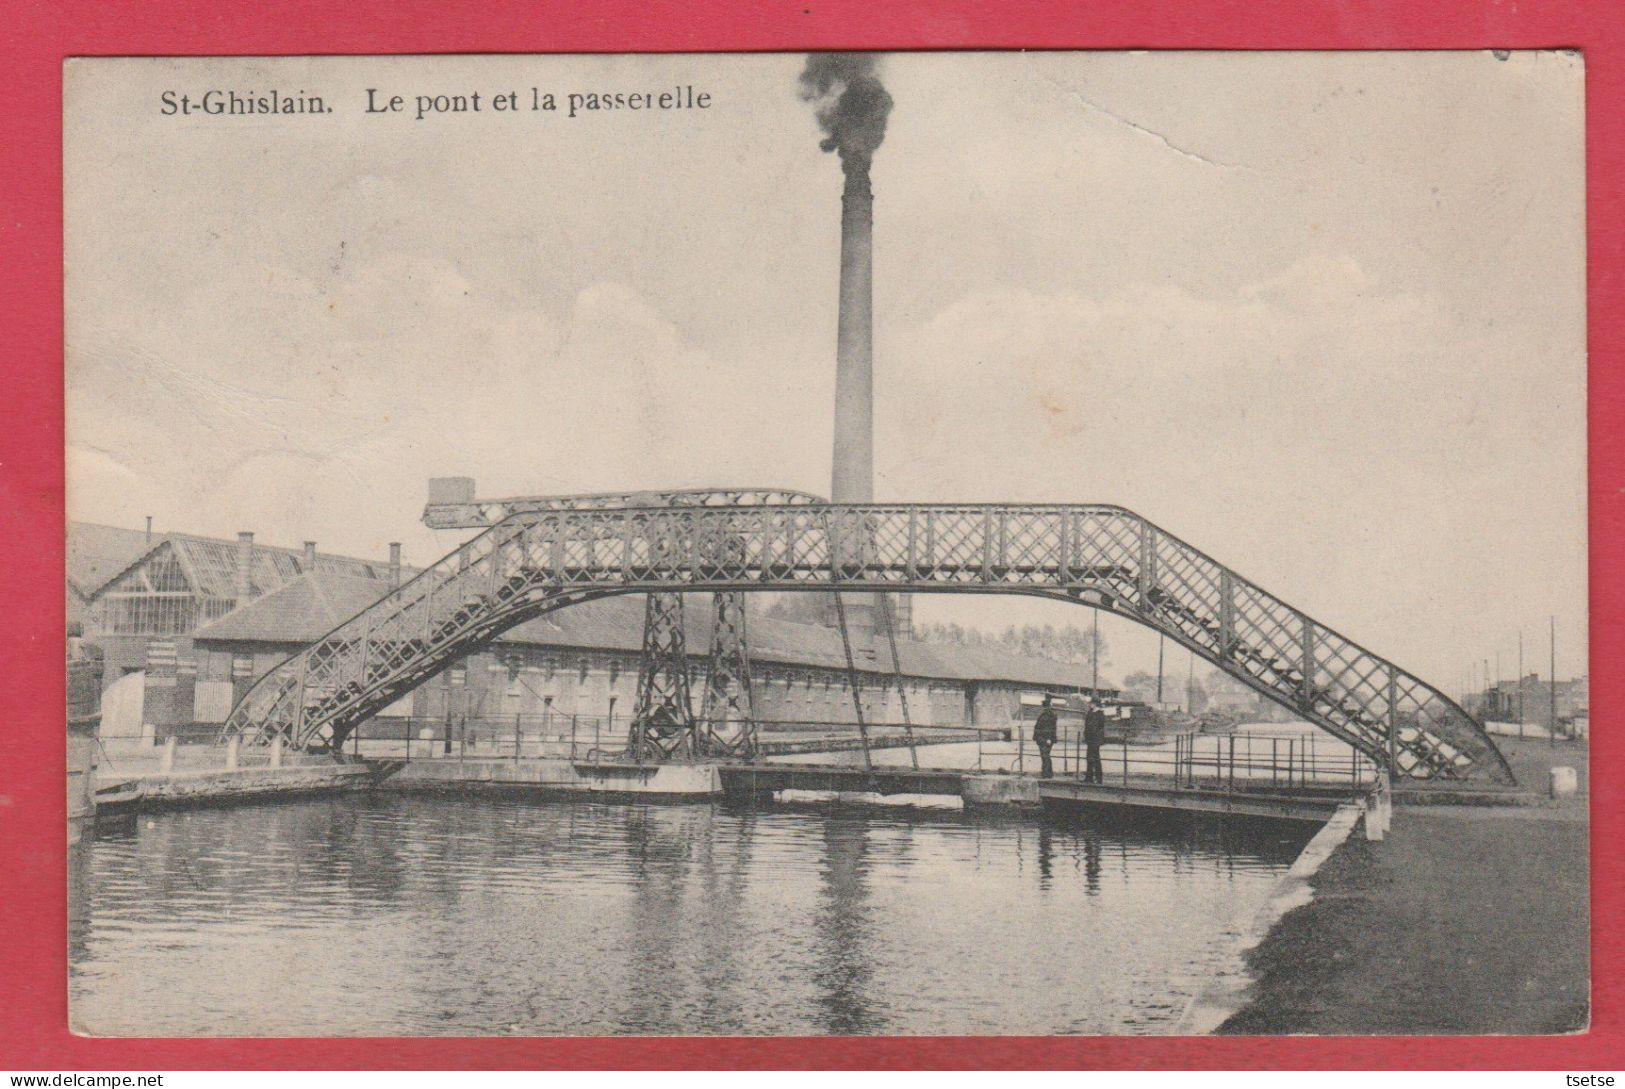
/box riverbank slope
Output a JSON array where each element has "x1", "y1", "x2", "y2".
[{"x1": 1217, "y1": 738, "x2": 1588, "y2": 1035}]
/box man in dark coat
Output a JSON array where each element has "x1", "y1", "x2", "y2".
[
  {"x1": 1033, "y1": 695, "x2": 1059, "y2": 778},
  {"x1": 1084, "y1": 700, "x2": 1108, "y2": 783}
]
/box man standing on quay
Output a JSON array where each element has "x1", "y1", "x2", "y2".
[
  {"x1": 1084, "y1": 700, "x2": 1108, "y2": 784},
  {"x1": 1034, "y1": 695, "x2": 1058, "y2": 778}
]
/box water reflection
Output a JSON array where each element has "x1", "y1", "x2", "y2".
[
  {"x1": 1037, "y1": 826, "x2": 1054, "y2": 890},
  {"x1": 70, "y1": 795, "x2": 1311, "y2": 1036},
  {"x1": 813, "y1": 818, "x2": 879, "y2": 1033},
  {"x1": 1083, "y1": 834, "x2": 1102, "y2": 896}
]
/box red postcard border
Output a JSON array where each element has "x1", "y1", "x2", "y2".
[{"x1": 3, "y1": 0, "x2": 1619, "y2": 1070}]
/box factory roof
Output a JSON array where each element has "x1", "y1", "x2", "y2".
[
  {"x1": 188, "y1": 572, "x2": 401, "y2": 641},
  {"x1": 67, "y1": 521, "x2": 155, "y2": 598},
  {"x1": 192, "y1": 569, "x2": 1105, "y2": 690},
  {"x1": 70, "y1": 521, "x2": 413, "y2": 601}
]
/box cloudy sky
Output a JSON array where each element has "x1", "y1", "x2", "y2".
[{"x1": 65, "y1": 51, "x2": 1586, "y2": 692}]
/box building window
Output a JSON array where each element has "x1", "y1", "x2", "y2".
[{"x1": 231, "y1": 652, "x2": 254, "y2": 680}]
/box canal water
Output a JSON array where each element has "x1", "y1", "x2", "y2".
[{"x1": 70, "y1": 795, "x2": 1312, "y2": 1036}]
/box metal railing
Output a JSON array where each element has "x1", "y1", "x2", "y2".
[
  {"x1": 345, "y1": 714, "x2": 999, "y2": 764},
  {"x1": 344, "y1": 714, "x2": 621, "y2": 763},
  {"x1": 422, "y1": 486, "x2": 826, "y2": 529},
  {"x1": 977, "y1": 729, "x2": 1378, "y2": 793}
]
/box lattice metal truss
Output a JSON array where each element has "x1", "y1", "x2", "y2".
[
  {"x1": 628, "y1": 591, "x2": 698, "y2": 761},
  {"x1": 222, "y1": 501, "x2": 1515, "y2": 784},
  {"x1": 700, "y1": 591, "x2": 757, "y2": 759}
]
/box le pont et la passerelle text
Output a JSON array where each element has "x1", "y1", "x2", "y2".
[{"x1": 158, "y1": 86, "x2": 713, "y2": 121}]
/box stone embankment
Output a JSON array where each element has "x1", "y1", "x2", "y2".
[{"x1": 1209, "y1": 738, "x2": 1589, "y2": 1035}]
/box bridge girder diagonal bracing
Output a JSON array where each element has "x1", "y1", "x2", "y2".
[
  {"x1": 420, "y1": 486, "x2": 827, "y2": 765},
  {"x1": 221, "y1": 500, "x2": 1515, "y2": 785}
]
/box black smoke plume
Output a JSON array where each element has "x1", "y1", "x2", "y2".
[{"x1": 798, "y1": 53, "x2": 892, "y2": 168}]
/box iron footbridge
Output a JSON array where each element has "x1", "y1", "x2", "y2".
[{"x1": 220, "y1": 501, "x2": 1515, "y2": 784}]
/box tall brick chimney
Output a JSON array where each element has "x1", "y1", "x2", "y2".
[
  {"x1": 832, "y1": 158, "x2": 874, "y2": 505},
  {"x1": 388, "y1": 542, "x2": 402, "y2": 588},
  {"x1": 802, "y1": 54, "x2": 894, "y2": 646},
  {"x1": 234, "y1": 531, "x2": 255, "y2": 602}
]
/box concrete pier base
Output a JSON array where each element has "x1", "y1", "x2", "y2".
[
  {"x1": 98, "y1": 762, "x2": 373, "y2": 810},
  {"x1": 388, "y1": 758, "x2": 723, "y2": 800},
  {"x1": 1176, "y1": 803, "x2": 1363, "y2": 1034},
  {"x1": 961, "y1": 774, "x2": 1041, "y2": 809}
]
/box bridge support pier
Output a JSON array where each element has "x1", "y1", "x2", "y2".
[
  {"x1": 628, "y1": 592, "x2": 699, "y2": 760},
  {"x1": 701, "y1": 591, "x2": 758, "y2": 759},
  {"x1": 1364, "y1": 771, "x2": 1392, "y2": 841}
]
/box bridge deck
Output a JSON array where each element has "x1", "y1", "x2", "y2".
[
  {"x1": 752, "y1": 731, "x2": 975, "y2": 756},
  {"x1": 719, "y1": 761, "x2": 1357, "y2": 823},
  {"x1": 719, "y1": 763, "x2": 967, "y2": 797}
]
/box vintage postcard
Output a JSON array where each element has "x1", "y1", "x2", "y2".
[{"x1": 64, "y1": 51, "x2": 1586, "y2": 1037}]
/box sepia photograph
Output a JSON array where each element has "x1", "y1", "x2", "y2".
[{"x1": 63, "y1": 50, "x2": 1587, "y2": 1038}]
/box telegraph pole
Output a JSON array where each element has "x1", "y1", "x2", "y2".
[
  {"x1": 1549, "y1": 615, "x2": 1558, "y2": 749},
  {"x1": 1517, "y1": 630, "x2": 1524, "y2": 739},
  {"x1": 1091, "y1": 608, "x2": 1100, "y2": 694},
  {"x1": 1156, "y1": 633, "x2": 1165, "y2": 704}
]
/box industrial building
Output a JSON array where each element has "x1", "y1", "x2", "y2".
[
  {"x1": 1471, "y1": 673, "x2": 1590, "y2": 732},
  {"x1": 69, "y1": 520, "x2": 1116, "y2": 745}
]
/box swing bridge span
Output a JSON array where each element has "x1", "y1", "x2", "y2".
[{"x1": 217, "y1": 487, "x2": 1515, "y2": 787}]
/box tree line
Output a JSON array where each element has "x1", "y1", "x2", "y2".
[{"x1": 909, "y1": 620, "x2": 1109, "y2": 676}]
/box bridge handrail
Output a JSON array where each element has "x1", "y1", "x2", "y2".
[{"x1": 422, "y1": 486, "x2": 826, "y2": 528}]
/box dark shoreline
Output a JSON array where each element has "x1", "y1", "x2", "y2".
[{"x1": 1217, "y1": 738, "x2": 1589, "y2": 1035}]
